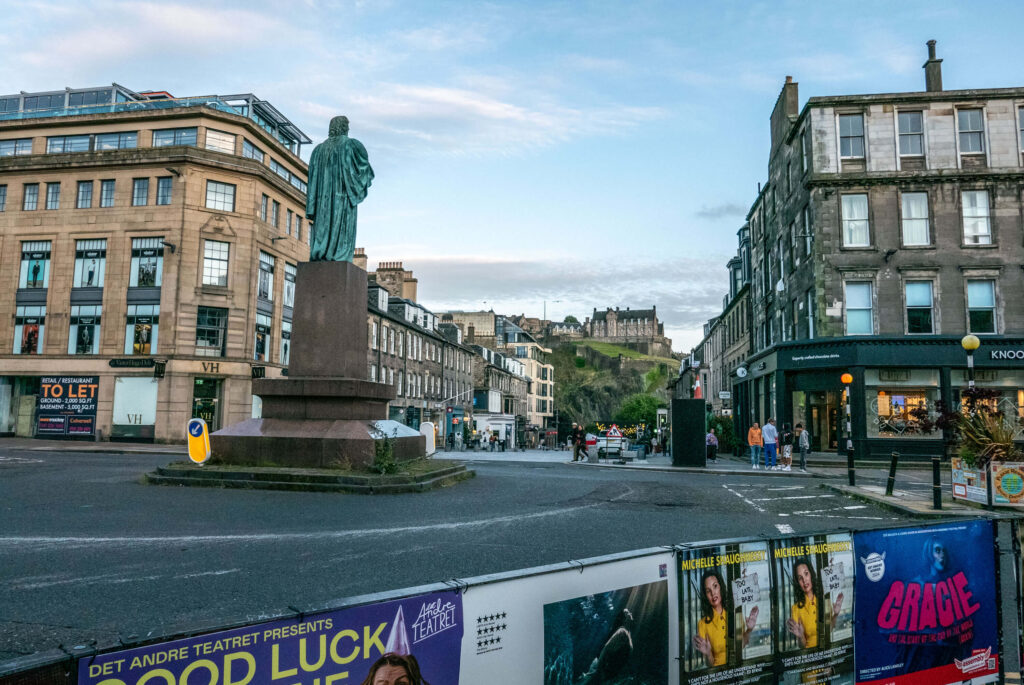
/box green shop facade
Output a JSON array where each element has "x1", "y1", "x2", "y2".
[{"x1": 733, "y1": 337, "x2": 1024, "y2": 460}]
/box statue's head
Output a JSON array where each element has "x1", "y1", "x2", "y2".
[{"x1": 329, "y1": 116, "x2": 350, "y2": 137}]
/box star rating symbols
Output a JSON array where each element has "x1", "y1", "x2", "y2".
[{"x1": 475, "y1": 612, "x2": 509, "y2": 651}]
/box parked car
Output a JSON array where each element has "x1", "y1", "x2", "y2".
[{"x1": 594, "y1": 428, "x2": 627, "y2": 457}]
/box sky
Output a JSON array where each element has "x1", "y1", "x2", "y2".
[{"x1": 3, "y1": 0, "x2": 1023, "y2": 350}]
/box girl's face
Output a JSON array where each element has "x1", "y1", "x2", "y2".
[
  {"x1": 796, "y1": 563, "x2": 814, "y2": 595},
  {"x1": 373, "y1": 665, "x2": 411, "y2": 685},
  {"x1": 704, "y1": 576, "x2": 723, "y2": 610}
]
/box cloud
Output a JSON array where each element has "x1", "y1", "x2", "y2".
[
  {"x1": 10, "y1": 2, "x2": 300, "y2": 74},
  {"x1": 694, "y1": 203, "x2": 748, "y2": 220},
  {"x1": 383, "y1": 254, "x2": 729, "y2": 351},
  {"x1": 305, "y1": 84, "x2": 666, "y2": 156}
]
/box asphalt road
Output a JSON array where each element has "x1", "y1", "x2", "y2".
[{"x1": 0, "y1": 447, "x2": 921, "y2": 662}]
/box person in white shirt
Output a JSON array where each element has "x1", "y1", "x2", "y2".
[{"x1": 762, "y1": 419, "x2": 779, "y2": 469}]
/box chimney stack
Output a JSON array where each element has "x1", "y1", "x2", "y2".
[{"x1": 923, "y1": 39, "x2": 942, "y2": 92}]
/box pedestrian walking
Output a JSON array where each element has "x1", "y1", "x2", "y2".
[
  {"x1": 570, "y1": 422, "x2": 582, "y2": 462},
  {"x1": 747, "y1": 422, "x2": 763, "y2": 469},
  {"x1": 780, "y1": 423, "x2": 794, "y2": 472},
  {"x1": 489, "y1": 432, "x2": 497, "y2": 451},
  {"x1": 762, "y1": 418, "x2": 779, "y2": 470},
  {"x1": 796, "y1": 423, "x2": 810, "y2": 472},
  {"x1": 705, "y1": 428, "x2": 719, "y2": 463}
]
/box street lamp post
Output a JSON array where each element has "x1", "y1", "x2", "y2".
[
  {"x1": 841, "y1": 372, "x2": 854, "y2": 486},
  {"x1": 961, "y1": 334, "x2": 980, "y2": 390}
]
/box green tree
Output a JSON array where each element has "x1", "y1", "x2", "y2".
[
  {"x1": 707, "y1": 414, "x2": 738, "y2": 452},
  {"x1": 563, "y1": 315, "x2": 579, "y2": 324},
  {"x1": 614, "y1": 393, "x2": 665, "y2": 428}
]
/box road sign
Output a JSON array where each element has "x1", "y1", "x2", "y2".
[{"x1": 187, "y1": 418, "x2": 211, "y2": 464}]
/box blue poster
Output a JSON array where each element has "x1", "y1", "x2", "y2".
[
  {"x1": 852, "y1": 521, "x2": 999, "y2": 685},
  {"x1": 79, "y1": 591, "x2": 462, "y2": 685}
]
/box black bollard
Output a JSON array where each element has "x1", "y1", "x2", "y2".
[
  {"x1": 847, "y1": 445, "x2": 856, "y2": 486},
  {"x1": 931, "y1": 456, "x2": 942, "y2": 510},
  {"x1": 885, "y1": 451, "x2": 899, "y2": 496}
]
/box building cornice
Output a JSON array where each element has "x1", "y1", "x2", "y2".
[
  {"x1": 0, "y1": 146, "x2": 307, "y2": 204},
  {"x1": 0, "y1": 104, "x2": 307, "y2": 170},
  {"x1": 807, "y1": 167, "x2": 1024, "y2": 189}
]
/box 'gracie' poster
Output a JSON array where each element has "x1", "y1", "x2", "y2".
[{"x1": 852, "y1": 521, "x2": 999, "y2": 685}]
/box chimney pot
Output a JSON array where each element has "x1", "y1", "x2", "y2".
[
  {"x1": 923, "y1": 40, "x2": 943, "y2": 92},
  {"x1": 785, "y1": 75, "x2": 793, "y2": 84}
]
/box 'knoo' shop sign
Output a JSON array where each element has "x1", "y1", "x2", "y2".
[{"x1": 987, "y1": 347, "x2": 1024, "y2": 362}]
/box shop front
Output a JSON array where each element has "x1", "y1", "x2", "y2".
[{"x1": 735, "y1": 337, "x2": 1024, "y2": 461}]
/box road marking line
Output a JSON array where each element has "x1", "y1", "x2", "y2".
[
  {"x1": 0, "y1": 488, "x2": 640, "y2": 551},
  {"x1": 174, "y1": 569, "x2": 241, "y2": 579},
  {"x1": 775, "y1": 524, "x2": 795, "y2": 534},
  {"x1": 843, "y1": 505, "x2": 867, "y2": 510},
  {"x1": 751, "y1": 495, "x2": 835, "y2": 501},
  {"x1": 722, "y1": 484, "x2": 767, "y2": 514}
]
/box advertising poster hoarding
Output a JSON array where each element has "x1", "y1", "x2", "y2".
[
  {"x1": 991, "y1": 462, "x2": 1024, "y2": 507},
  {"x1": 853, "y1": 521, "x2": 999, "y2": 685},
  {"x1": 679, "y1": 541, "x2": 773, "y2": 684},
  {"x1": 36, "y1": 376, "x2": 99, "y2": 436},
  {"x1": 951, "y1": 457, "x2": 989, "y2": 505},
  {"x1": 772, "y1": 533, "x2": 855, "y2": 684},
  {"x1": 79, "y1": 591, "x2": 463, "y2": 685},
  {"x1": 544, "y1": 579, "x2": 668, "y2": 685},
  {"x1": 460, "y1": 552, "x2": 676, "y2": 684}
]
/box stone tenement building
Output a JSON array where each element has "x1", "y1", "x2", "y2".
[
  {"x1": 732, "y1": 41, "x2": 1024, "y2": 459},
  {"x1": 584, "y1": 306, "x2": 672, "y2": 357},
  {"x1": 440, "y1": 309, "x2": 555, "y2": 430},
  {"x1": 0, "y1": 84, "x2": 310, "y2": 441},
  {"x1": 355, "y1": 249, "x2": 418, "y2": 302},
  {"x1": 365, "y1": 282, "x2": 474, "y2": 441},
  {"x1": 690, "y1": 225, "x2": 753, "y2": 417}
]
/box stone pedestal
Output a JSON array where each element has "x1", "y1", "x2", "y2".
[{"x1": 211, "y1": 261, "x2": 424, "y2": 468}]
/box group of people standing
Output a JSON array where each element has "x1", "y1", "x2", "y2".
[{"x1": 746, "y1": 419, "x2": 810, "y2": 472}]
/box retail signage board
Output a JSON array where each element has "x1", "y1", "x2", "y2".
[{"x1": 36, "y1": 376, "x2": 99, "y2": 437}]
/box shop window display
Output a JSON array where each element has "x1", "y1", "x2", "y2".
[{"x1": 865, "y1": 369, "x2": 940, "y2": 439}]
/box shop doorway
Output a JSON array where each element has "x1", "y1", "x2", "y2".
[
  {"x1": 807, "y1": 391, "x2": 839, "y2": 452},
  {"x1": 191, "y1": 378, "x2": 222, "y2": 431}
]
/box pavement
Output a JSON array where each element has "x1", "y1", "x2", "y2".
[{"x1": 0, "y1": 438, "x2": 995, "y2": 519}]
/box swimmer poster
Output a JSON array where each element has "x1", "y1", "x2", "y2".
[
  {"x1": 771, "y1": 533, "x2": 855, "y2": 684},
  {"x1": 678, "y1": 541, "x2": 774, "y2": 684},
  {"x1": 543, "y1": 579, "x2": 668, "y2": 684},
  {"x1": 852, "y1": 520, "x2": 1000, "y2": 685},
  {"x1": 78, "y1": 591, "x2": 463, "y2": 685},
  {"x1": 459, "y1": 552, "x2": 677, "y2": 684}
]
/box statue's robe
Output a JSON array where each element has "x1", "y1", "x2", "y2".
[{"x1": 305, "y1": 134, "x2": 374, "y2": 262}]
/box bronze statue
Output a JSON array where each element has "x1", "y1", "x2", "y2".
[{"x1": 305, "y1": 116, "x2": 374, "y2": 262}]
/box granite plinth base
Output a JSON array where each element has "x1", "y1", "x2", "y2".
[
  {"x1": 252, "y1": 377, "x2": 395, "y2": 421},
  {"x1": 211, "y1": 418, "x2": 425, "y2": 469}
]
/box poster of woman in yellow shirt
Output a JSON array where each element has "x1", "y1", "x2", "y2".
[
  {"x1": 771, "y1": 534, "x2": 855, "y2": 685},
  {"x1": 785, "y1": 556, "x2": 843, "y2": 650},
  {"x1": 680, "y1": 542, "x2": 774, "y2": 683},
  {"x1": 692, "y1": 569, "x2": 759, "y2": 667}
]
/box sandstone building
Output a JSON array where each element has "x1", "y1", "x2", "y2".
[{"x1": 0, "y1": 84, "x2": 310, "y2": 441}]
